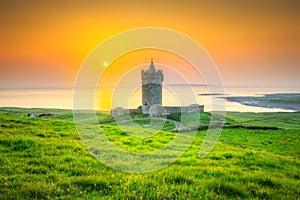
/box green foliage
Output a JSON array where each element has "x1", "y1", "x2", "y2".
[
  {"x1": 0, "y1": 107, "x2": 299, "y2": 199},
  {"x1": 219, "y1": 128, "x2": 300, "y2": 157},
  {"x1": 167, "y1": 113, "x2": 181, "y2": 121},
  {"x1": 167, "y1": 112, "x2": 213, "y2": 130},
  {"x1": 225, "y1": 111, "x2": 300, "y2": 129},
  {"x1": 0, "y1": 138, "x2": 36, "y2": 151}
]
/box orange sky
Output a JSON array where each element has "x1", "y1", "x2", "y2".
[{"x1": 1, "y1": 0, "x2": 299, "y2": 88}]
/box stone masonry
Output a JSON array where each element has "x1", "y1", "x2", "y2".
[{"x1": 141, "y1": 59, "x2": 164, "y2": 114}]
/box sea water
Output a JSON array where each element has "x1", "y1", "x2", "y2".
[{"x1": 0, "y1": 86, "x2": 299, "y2": 112}]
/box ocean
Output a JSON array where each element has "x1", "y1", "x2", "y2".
[{"x1": 0, "y1": 86, "x2": 299, "y2": 112}]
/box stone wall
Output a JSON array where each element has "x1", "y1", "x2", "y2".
[
  {"x1": 111, "y1": 104, "x2": 204, "y2": 117},
  {"x1": 111, "y1": 108, "x2": 142, "y2": 118},
  {"x1": 142, "y1": 83, "x2": 162, "y2": 112},
  {"x1": 141, "y1": 70, "x2": 164, "y2": 84},
  {"x1": 164, "y1": 104, "x2": 204, "y2": 114}
]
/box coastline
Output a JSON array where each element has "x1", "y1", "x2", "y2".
[{"x1": 224, "y1": 93, "x2": 300, "y2": 111}]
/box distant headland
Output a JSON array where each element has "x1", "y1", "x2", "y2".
[{"x1": 225, "y1": 93, "x2": 300, "y2": 111}]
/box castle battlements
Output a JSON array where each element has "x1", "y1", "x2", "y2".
[
  {"x1": 141, "y1": 59, "x2": 164, "y2": 113},
  {"x1": 141, "y1": 60, "x2": 164, "y2": 85}
]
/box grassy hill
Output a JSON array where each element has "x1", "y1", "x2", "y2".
[{"x1": 0, "y1": 107, "x2": 299, "y2": 199}]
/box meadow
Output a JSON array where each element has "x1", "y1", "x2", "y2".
[{"x1": 0, "y1": 107, "x2": 299, "y2": 199}]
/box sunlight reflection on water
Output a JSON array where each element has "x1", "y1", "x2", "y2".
[{"x1": 0, "y1": 86, "x2": 299, "y2": 112}]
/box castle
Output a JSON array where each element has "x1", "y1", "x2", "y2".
[
  {"x1": 141, "y1": 59, "x2": 164, "y2": 114},
  {"x1": 111, "y1": 59, "x2": 204, "y2": 117}
]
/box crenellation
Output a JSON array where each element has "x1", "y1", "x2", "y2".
[{"x1": 142, "y1": 60, "x2": 164, "y2": 113}]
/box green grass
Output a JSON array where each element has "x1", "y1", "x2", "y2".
[
  {"x1": 225, "y1": 112, "x2": 300, "y2": 129},
  {"x1": 0, "y1": 107, "x2": 299, "y2": 199}
]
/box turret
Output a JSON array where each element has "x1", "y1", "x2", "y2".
[{"x1": 141, "y1": 59, "x2": 164, "y2": 114}]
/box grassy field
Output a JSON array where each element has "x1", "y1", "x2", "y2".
[{"x1": 0, "y1": 107, "x2": 299, "y2": 199}]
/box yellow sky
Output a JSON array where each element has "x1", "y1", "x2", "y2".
[{"x1": 1, "y1": 0, "x2": 299, "y2": 88}]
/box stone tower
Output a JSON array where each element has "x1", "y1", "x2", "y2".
[{"x1": 141, "y1": 59, "x2": 164, "y2": 114}]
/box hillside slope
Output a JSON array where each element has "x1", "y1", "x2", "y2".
[{"x1": 0, "y1": 108, "x2": 299, "y2": 199}]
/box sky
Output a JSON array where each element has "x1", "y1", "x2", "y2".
[{"x1": 1, "y1": 0, "x2": 299, "y2": 89}]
